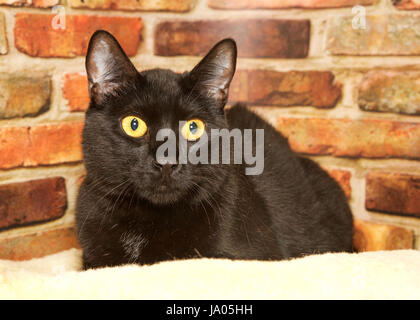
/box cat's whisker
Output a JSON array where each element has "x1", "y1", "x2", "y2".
[
  {"x1": 99, "y1": 179, "x2": 132, "y2": 231},
  {"x1": 79, "y1": 171, "x2": 130, "y2": 196},
  {"x1": 128, "y1": 183, "x2": 138, "y2": 210},
  {"x1": 79, "y1": 178, "x2": 130, "y2": 238},
  {"x1": 190, "y1": 183, "x2": 211, "y2": 227},
  {"x1": 189, "y1": 180, "x2": 223, "y2": 225}
]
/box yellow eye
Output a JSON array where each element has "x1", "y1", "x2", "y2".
[
  {"x1": 121, "y1": 116, "x2": 147, "y2": 138},
  {"x1": 181, "y1": 119, "x2": 205, "y2": 141}
]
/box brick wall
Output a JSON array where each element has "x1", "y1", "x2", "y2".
[{"x1": 0, "y1": 0, "x2": 419, "y2": 261}]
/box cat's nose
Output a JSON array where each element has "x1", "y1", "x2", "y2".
[{"x1": 152, "y1": 160, "x2": 181, "y2": 174}]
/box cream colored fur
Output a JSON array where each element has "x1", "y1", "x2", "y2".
[{"x1": 1, "y1": 249, "x2": 419, "y2": 299}]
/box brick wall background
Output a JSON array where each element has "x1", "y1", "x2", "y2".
[{"x1": 0, "y1": 0, "x2": 419, "y2": 261}]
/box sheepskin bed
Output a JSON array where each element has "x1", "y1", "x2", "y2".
[{"x1": 1, "y1": 249, "x2": 420, "y2": 299}]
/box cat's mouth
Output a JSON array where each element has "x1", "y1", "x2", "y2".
[
  {"x1": 138, "y1": 181, "x2": 188, "y2": 206},
  {"x1": 156, "y1": 185, "x2": 169, "y2": 192},
  {"x1": 147, "y1": 189, "x2": 186, "y2": 206},
  {"x1": 154, "y1": 182, "x2": 179, "y2": 195}
]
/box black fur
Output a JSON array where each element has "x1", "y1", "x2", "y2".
[{"x1": 76, "y1": 31, "x2": 353, "y2": 269}]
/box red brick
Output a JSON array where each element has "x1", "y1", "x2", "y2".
[
  {"x1": 155, "y1": 20, "x2": 310, "y2": 59},
  {"x1": 366, "y1": 172, "x2": 420, "y2": 217},
  {"x1": 0, "y1": 122, "x2": 83, "y2": 170},
  {"x1": 70, "y1": 0, "x2": 195, "y2": 11},
  {"x1": 27, "y1": 123, "x2": 84, "y2": 167},
  {"x1": 14, "y1": 13, "x2": 143, "y2": 58},
  {"x1": 0, "y1": 177, "x2": 67, "y2": 230},
  {"x1": 327, "y1": 15, "x2": 420, "y2": 55},
  {"x1": 393, "y1": 0, "x2": 420, "y2": 10},
  {"x1": 0, "y1": 75, "x2": 51, "y2": 119},
  {"x1": 0, "y1": 12, "x2": 7, "y2": 55},
  {"x1": 0, "y1": 0, "x2": 58, "y2": 7},
  {"x1": 326, "y1": 169, "x2": 351, "y2": 199},
  {"x1": 63, "y1": 73, "x2": 89, "y2": 112},
  {"x1": 353, "y1": 219, "x2": 413, "y2": 252},
  {"x1": 277, "y1": 118, "x2": 420, "y2": 159},
  {"x1": 0, "y1": 227, "x2": 80, "y2": 261},
  {"x1": 358, "y1": 71, "x2": 420, "y2": 115},
  {"x1": 209, "y1": 0, "x2": 376, "y2": 9},
  {"x1": 230, "y1": 70, "x2": 341, "y2": 108},
  {"x1": 0, "y1": 127, "x2": 30, "y2": 169}
]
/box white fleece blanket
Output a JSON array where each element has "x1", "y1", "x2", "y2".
[{"x1": 0, "y1": 249, "x2": 419, "y2": 299}]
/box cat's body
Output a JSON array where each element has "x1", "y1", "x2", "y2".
[{"x1": 76, "y1": 31, "x2": 353, "y2": 269}]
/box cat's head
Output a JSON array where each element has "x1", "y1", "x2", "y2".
[{"x1": 83, "y1": 30, "x2": 237, "y2": 206}]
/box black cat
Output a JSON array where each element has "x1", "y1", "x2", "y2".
[{"x1": 76, "y1": 30, "x2": 353, "y2": 270}]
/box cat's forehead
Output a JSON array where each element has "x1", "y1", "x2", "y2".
[
  {"x1": 140, "y1": 68, "x2": 184, "y2": 94},
  {"x1": 120, "y1": 68, "x2": 199, "y2": 123},
  {"x1": 142, "y1": 68, "x2": 180, "y2": 81}
]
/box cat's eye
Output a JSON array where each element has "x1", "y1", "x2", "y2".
[
  {"x1": 121, "y1": 116, "x2": 147, "y2": 138},
  {"x1": 181, "y1": 119, "x2": 205, "y2": 141}
]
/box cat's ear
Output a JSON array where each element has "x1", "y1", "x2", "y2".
[
  {"x1": 85, "y1": 30, "x2": 138, "y2": 104},
  {"x1": 189, "y1": 38, "x2": 237, "y2": 108}
]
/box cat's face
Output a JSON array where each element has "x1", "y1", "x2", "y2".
[{"x1": 83, "y1": 31, "x2": 237, "y2": 206}]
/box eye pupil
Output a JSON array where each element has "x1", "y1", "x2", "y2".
[
  {"x1": 189, "y1": 121, "x2": 198, "y2": 134},
  {"x1": 131, "y1": 118, "x2": 139, "y2": 131}
]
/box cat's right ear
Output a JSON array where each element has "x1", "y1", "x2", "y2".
[
  {"x1": 189, "y1": 38, "x2": 237, "y2": 109},
  {"x1": 85, "y1": 30, "x2": 138, "y2": 105}
]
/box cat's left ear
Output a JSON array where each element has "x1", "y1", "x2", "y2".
[
  {"x1": 85, "y1": 30, "x2": 138, "y2": 104},
  {"x1": 189, "y1": 38, "x2": 237, "y2": 109}
]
